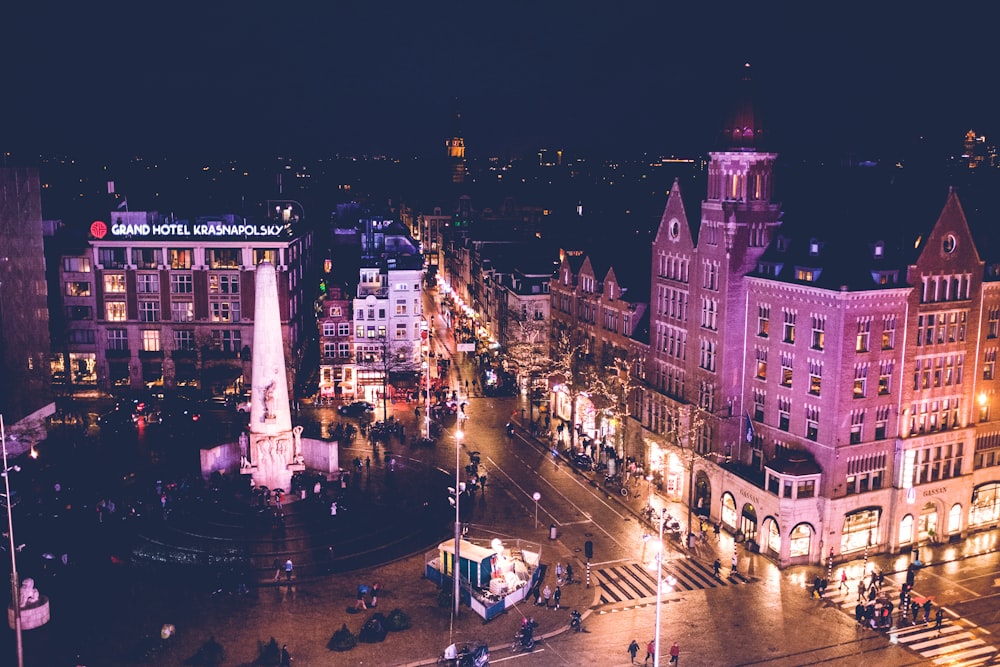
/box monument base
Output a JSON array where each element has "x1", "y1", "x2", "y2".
[{"x1": 9, "y1": 597, "x2": 50, "y2": 630}]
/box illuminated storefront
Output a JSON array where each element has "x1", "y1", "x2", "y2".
[
  {"x1": 841, "y1": 508, "x2": 881, "y2": 554},
  {"x1": 970, "y1": 482, "x2": 1000, "y2": 527}
]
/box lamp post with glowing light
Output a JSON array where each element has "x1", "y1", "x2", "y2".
[
  {"x1": 654, "y1": 507, "x2": 666, "y2": 666},
  {"x1": 453, "y1": 427, "x2": 463, "y2": 617},
  {"x1": 533, "y1": 492, "x2": 541, "y2": 528}
]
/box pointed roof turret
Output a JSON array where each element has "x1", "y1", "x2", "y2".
[{"x1": 718, "y1": 63, "x2": 765, "y2": 152}]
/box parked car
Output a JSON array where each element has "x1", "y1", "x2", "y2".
[{"x1": 337, "y1": 401, "x2": 375, "y2": 418}]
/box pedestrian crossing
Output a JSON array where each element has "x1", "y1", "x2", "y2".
[
  {"x1": 595, "y1": 557, "x2": 746, "y2": 606},
  {"x1": 819, "y1": 584, "x2": 998, "y2": 666}
]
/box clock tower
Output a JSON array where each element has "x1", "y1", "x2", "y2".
[{"x1": 445, "y1": 108, "x2": 466, "y2": 184}]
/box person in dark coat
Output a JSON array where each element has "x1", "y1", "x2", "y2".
[{"x1": 627, "y1": 639, "x2": 640, "y2": 664}]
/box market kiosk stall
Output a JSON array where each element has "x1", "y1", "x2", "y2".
[{"x1": 425, "y1": 537, "x2": 541, "y2": 621}]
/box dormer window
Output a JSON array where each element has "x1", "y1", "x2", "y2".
[
  {"x1": 873, "y1": 270, "x2": 898, "y2": 285},
  {"x1": 873, "y1": 241, "x2": 884, "y2": 258},
  {"x1": 776, "y1": 236, "x2": 789, "y2": 252},
  {"x1": 808, "y1": 239, "x2": 820, "y2": 256},
  {"x1": 795, "y1": 267, "x2": 820, "y2": 282}
]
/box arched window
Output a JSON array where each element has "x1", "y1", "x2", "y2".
[
  {"x1": 899, "y1": 514, "x2": 914, "y2": 544},
  {"x1": 948, "y1": 503, "x2": 962, "y2": 534},
  {"x1": 789, "y1": 523, "x2": 812, "y2": 558}
]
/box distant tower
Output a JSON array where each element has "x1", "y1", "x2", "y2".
[{"x1": 446, "y1": 106, "x2": 466, "y2": 184}]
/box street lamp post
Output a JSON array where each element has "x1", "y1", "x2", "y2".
[
  {"x1": 453, "y1": 428, "x2": 463, "y2": 617},
  {"x1": 654, "y1": 507, "x2": 666, "y2": 666},
  {"x1": 532, "y1": 492, "x2": 541, "y2": 529},
  {"x1": 1, "y1": 415, "x2": 24, "y2": 667}
]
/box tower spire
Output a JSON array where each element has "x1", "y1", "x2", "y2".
[{"x1": 718, "y1": 63, "x2": 764, "y2": 152}]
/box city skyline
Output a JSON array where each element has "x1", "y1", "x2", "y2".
[{"x1": 2, "y1": 3, "x2": 996, "y2": 161}]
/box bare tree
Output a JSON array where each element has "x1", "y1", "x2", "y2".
[
  {"x1": 357, "y1": 336, "x2": 416, "y2": 420},
  {"x1": 587, "y1": 348, "x2": 641, "y2": 459},
  {"x1": 505, "y1": 311, "x2": 551, "y2": 427},
  {"x1": 548, "y1": 327, "x2": 597, "y2": 451}
]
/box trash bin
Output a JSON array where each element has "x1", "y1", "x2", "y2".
[
  {"x1": 687, "y1": 532, "x2": 696, "y2": 549},
  {"x1": 549, "y1": 524, "x2": 558, "y2": 540}
]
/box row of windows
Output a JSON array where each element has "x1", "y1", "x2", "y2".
[
  {"x1": 657, "y1": 253, "x2": 689, "y2": 282},
  {"x1": 908, "y1": 398, "x2": 964, "y2": 434},
  {"x1": 103, "y1": 328, "x2": 237, "y2": 352},
  {"x1": 100, "y1": 272, "x2": 241, "y2": 296},
  {"x1": 322, "y1": 323, "x2": 352, "y2": 337},
  {"x1": 916, "y1": 311, "x2": 967, "y2": 346},
  {"x1": 104, "y1": 299, "x2": 240, "y2": 323},
  {"x1": 756, "y1": 311, "x2": 898, "y2": 354},
  {"x1": 353, "y1": 323, "x2": 423, "y2": 340},
  {"x1": 920, "y1": 274, "x2": 972, "y2": 303},
  {"x1": 659, "y1": 286, "x2": 689, "y2": 321},
  {"x1": 96, "y1": 247, "x2": 280, "y2": 270},
  {"x1": 912, "y1": 355, "x2": 965, "y2": 390}
]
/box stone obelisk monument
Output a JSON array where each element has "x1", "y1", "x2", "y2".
[{"x1": 246, "y1": 261, "x2": 303, "y2": 491}]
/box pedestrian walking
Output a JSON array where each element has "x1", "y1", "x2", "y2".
[
  {"x1": 365, "y1": 456, "x2": 371, "y2": 476},
  {"x1": 713, "y1": 522, "x2": 721, "y2": 539},
  {"x1": 284, "y1": 558, "x2": 293, "y2": 581},
  {"x1": 669, "y1": 641, "x2": 679, "y2": 664},
  {"x1": 713, "y1": 559, "x2": 721, "y2": 578},
  {"x1": 542, "y1": 584, "x2": 552, "y2": 608},
  {"x1": 857, "y1": 579, "x2": 865, "y2": 602},
  {"x1": 553, "y1": 585, "x2": 562, "y2": 609},
  {"x1": 644, "y1": 639, "x2": 655, "y2": 664},
  {"x1": 371, "y1": 581, "x2": 381, "y2": 608},
  {"x1": 911, "y1": 601, "x2": 919, "y2": 623},
  {"x1": 555, "y1": 562, "x2": 564, "y2": 584},
  {"x1": 935, "y1": 607, "x2": 945, "y2": 631},
  {"x1": 855, "y1": 602, "x2": 864, "y2": 626},
  {"x1": 273, "y1": 558, "x2": 282, "y2": 581},
  {"x1": 279, "y1": 644, "x2": 292, "y2": 666},
  {"x1": 731, "y1": 553, "x2": 738, "y2": 575},
  {"x1": 627, "y1": 639, "x2": 640, "y2": 664},
  {"x1": 355, "y1": 585, "x2": 368, "y2": 611},
  {"x1": 839, "y1": 570, "x2": 848, "y2": 592},
  {"x1": 923, "y1": 599, "x2": 932, "y2": 623}
]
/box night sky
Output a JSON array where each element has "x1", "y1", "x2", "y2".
[{"x1": 2, "y1": 2, "x2": 995, "y2": 160}]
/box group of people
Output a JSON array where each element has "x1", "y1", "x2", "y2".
[
  {"x1": 627, "y1": 639, "x2": 680, "y2": 664},
  {"x1": 353, "y1": 581, "x2": 382, "y2": 611}
]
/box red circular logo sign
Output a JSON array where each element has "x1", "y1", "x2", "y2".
[{"x1": 90, "y1": 220, "x2": 108, "y2": 239}]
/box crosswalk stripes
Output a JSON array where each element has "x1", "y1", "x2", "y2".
[
  {"x1": 890, "y1": 622, "x2": 998, "y2": 666},
  {"x1": 595, "y1": 557, "x2": 744, "y2": 605},
  {"x1": 818, "y1": 585, "x2": 998, "y2": 666}
]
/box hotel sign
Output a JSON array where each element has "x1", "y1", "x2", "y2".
[{"x1": 91, "y1": 220, "x2": 287, "y2": 239}]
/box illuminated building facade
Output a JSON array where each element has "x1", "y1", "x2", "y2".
[
  {"x1": 56, "y1": 210, "x2": 313, "y2": 394},
  {"x1": 0, "y1": 168, "x2": 52, "y2": 421},
  {"x1": 631, "y1": 68, "x2": 1000, "y2": 566}
]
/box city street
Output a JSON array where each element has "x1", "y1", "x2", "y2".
[{"x1": 0, "y1": 287, "x2": 998, "y2": 665}]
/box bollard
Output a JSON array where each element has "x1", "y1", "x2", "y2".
[
  {"x1": 549, "y1": 523, "x2": 557, "y2": 540},
  {"x1": 586, "y1": 561, "x2": 591, "y2": 588}
]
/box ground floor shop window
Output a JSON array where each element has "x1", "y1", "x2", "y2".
[
  {"x1": 720, "y1": 493, "x2": 737, "y2": 530},
  {"x1": 970, "y1": 483, "x2": 1000, "y2": 527},
  {"x1": 899, "y1": 514, "x2": 914, "y2": 544},
  {"x1": 70, "y1": 353, "x2": 97, "y2": 384},
  {"x1": 762, "y1": 518, "x2": 780, "y2": 555},
  {"x1": 948, "y1": 503, "x2": 962, "y2": 534},
  {"x1": 841, "y1": 508, "x2": 880, "y2": 554},
  {"x1": 788, "y1": 523, "x2": 812, "y2": 558}
]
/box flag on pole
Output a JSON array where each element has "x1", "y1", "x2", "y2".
[
  {"x1": 744, "y1": 412, "x2": 755, "y2": 443},
  {"x1": 117, "y1": 197, "x2": 128, "y2": 210}
]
